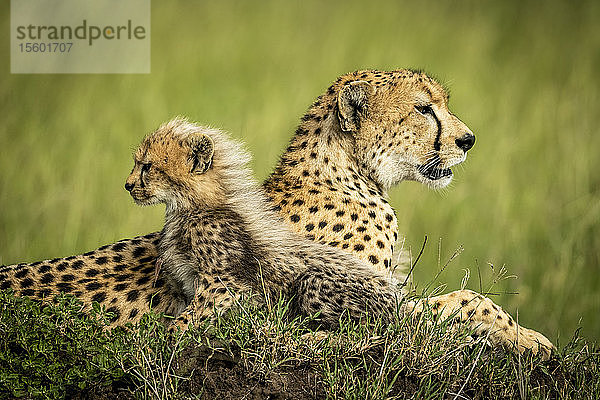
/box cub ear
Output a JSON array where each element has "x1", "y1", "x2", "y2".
[
  {"x1": 337, "y1": 80, "x2": 375, "y2": 132},
  {"x1": 187, "y1": 133, "x2": 214, "y2": 174}
]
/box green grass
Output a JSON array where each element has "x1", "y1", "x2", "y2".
[
  {"x1": 1, "y1": 290, "x2": 598, "y2": 399},
  {"x1": 0, "y1": 0, "x2": 599, "y2": 345}
]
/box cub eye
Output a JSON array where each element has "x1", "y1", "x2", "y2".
[
  {"x1": 415, "y1": 105, "x2": 433, "y2": 115},
  {"x1": 141, "y1": 163, "x2": 152, "y2": 174}
]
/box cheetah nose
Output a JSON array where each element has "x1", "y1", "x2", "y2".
[
  {"x1": 125, "y1": 182, "x2": 134, "y2": 192},
  {"x1": 455, "y1": 133, "x2": 475, "y2": 152}
]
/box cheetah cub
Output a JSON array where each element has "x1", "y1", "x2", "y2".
[{"x1": 125, "y1": 118, "x2": 402, "y2": 329}]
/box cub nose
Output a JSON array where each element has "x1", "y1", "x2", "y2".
[
  {"x1": 455, "y1": 133, "x2": 475, "y2": 152},
  {"x1": 125, "y1": 182, "x2": 134, "y2": 192}
]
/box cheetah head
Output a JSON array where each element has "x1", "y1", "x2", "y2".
[
  {"x1": 336, "y1": 70, "x2": 475, "y2": 190},
  {"x1": 125, "y1": 119, "x2": 221, "y2": 211}
]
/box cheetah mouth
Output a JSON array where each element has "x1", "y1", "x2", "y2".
[
  {"x1": 416, "y1": 153, "x2": 454, "y2": 181},
  {"x1": 417, "y1": 164, "x2": 453, "y2": 181},
  {"x1": 130, "y1": 193, "x2": 157, "y2": 206}
]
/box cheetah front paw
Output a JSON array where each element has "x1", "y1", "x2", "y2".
[{"x1": 511, "y1": 325, "x2": 554, "y2": 360}]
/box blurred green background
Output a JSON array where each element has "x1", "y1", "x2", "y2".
[{"x1": 1, "y1": 0, "x2": 598, "y2": 343}]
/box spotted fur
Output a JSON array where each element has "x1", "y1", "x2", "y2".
[
  {"x1": 0, "y1": 233, "x2": 177, "y2": 324},
  {"x1": 264, "y1": 70, "x2": 474, "y2": 271},
  {"x1": 126, "y1": 119, "x2": 401, "y2": 328}
]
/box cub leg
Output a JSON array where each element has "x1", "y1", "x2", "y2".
[
  {"x1": 291, "y1": 265, "x2": 400, "y2": 328},
  {"x1": 169, "y1": 275, "x2": 242, "y2": 333}
]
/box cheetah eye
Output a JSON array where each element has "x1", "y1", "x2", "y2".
[
  {"x1": 141, "y1": 163, "x2": 152, "y2": 174},
  {"x1": 415, "y1": 105, "x2": 434, "y2": 116}
]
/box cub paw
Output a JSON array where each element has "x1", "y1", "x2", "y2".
[{"x1": 168, "y1": 313, "x2": 191, "y2": 335}]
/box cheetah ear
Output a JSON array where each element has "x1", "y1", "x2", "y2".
[
  {"x1": 337, "y1": 80, "x2": 375, "y2": 132},
  {"x1": 188, "y1": 133, "x2": 214, "y2": 174}
]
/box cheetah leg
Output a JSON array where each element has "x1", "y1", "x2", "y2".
[{"x1": 404, "y1": 289, "x2": 554, "y2": 360}]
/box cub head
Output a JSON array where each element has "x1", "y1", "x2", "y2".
[
  {"x1": 125, "y1": 118, "x2": 219, "y2": 210},
  {"x1": 335, "y1": 70, "x2": 475, "y2": 190}
]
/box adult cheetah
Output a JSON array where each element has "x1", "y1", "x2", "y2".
[
  {"x1": 126, "y1": 118, "x2": 400, "y2": 329},
  {"x1": 0, "y1": 69, "x2": 553, "y2": 358}
]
